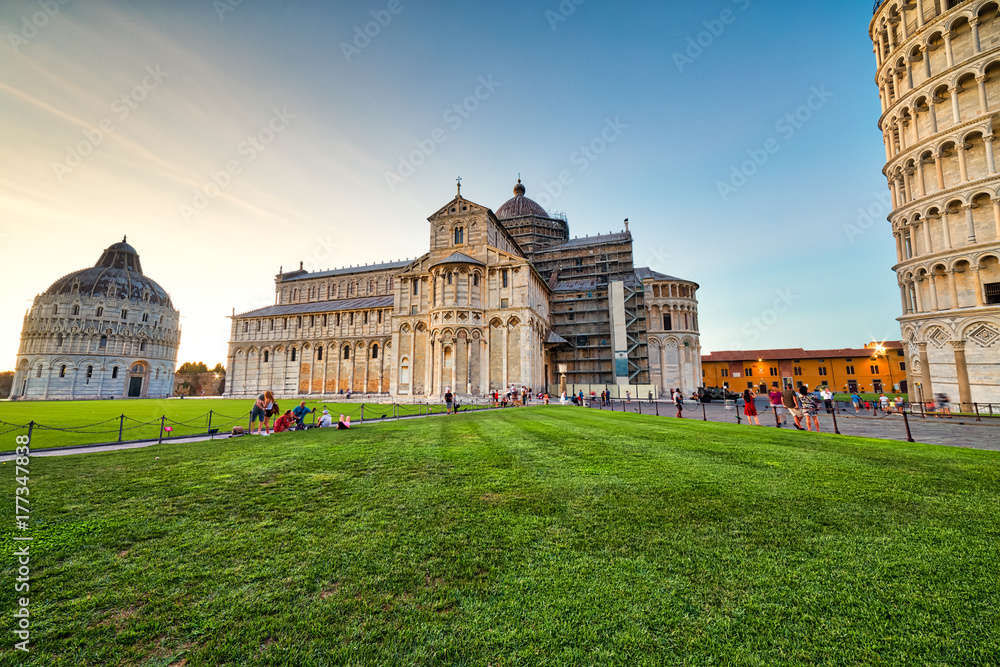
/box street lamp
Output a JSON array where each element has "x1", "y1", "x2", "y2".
[{"x1": 874, "y1": 343, "x2": 895, "y2": 393}]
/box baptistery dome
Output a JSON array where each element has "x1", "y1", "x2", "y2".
[{"x1": 11, "y1": 238, "x2": 181, "y2": 400}]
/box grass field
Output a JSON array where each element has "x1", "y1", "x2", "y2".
[
  {"x1": 1, "y1": 407, "x2": 997, "y2": 665},
  {"x1": 0, "y1": 398, "x2": 459, "y2": 450}
]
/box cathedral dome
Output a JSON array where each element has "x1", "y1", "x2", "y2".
[
  {"x1": 42, "y1": 237, "x2": 172, "y2": 307},
  {"x1": 496, "y1": 179, "x2": 548, "y2": 219}
]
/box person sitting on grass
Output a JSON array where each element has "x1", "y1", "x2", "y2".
[
  {"x1": 251, "y1": 390, "x2": 275, "y2": 436},
  {"x1": 337, "y1": 414, "x2": 351, "y2": 429},
  {"x1": 273, "y1": 410, "x2": 293, "y2": 433},
  {"x1": 292, "y1": 401, "x2": 315, "y2": 429},
  {"x1": 317, "y1": 410, "x2": 333, "y2": 428}
]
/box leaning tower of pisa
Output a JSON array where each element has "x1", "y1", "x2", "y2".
[{"x1": 872, "y1": 0, "x2": 1000, "y2": 407}]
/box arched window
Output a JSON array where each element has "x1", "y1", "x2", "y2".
[
  {"x1": 142, "y1": 313, "x2": 149, "y2": 322},
  {"x1": 72, "y1": 305, "x2": 80, "y2": 316},
  {"x1": 317, "y1": 346, "x2": 323, "y2": 361},
  {"x1": 447, "y1": 272, "x2": 453, "y2": 285},
  {"x1": 454, "y1": 227, "x2": 464, "y2": 244},
  {"x1": 36, "y1": 365, "x2": 42, "y2": 378},
  {"x1": 263, "y1": 350, "x2": 269, "y2": 363},
  {"x1": 56, "y1": 334, "x2": 63, "y2": 348},
  {"x1": 473, "y1": 273, "x2": 480, "y2": 287},
  {"x1": 131, "y1": 364, "x2": 144, "y2": 373},
  {"x1": 139, "y1": 341, "x2": 146, "y2": 352},
  {"x1": 389, "y1": 277, "x2": 394, "y2": 291},
  {"x1": 53, "y1": 304, "x2": 59, "y2": 315},
  {"x1": 332, "y1": 284, "x2": 338, "y2": 298},
  {"x1": 369, "y1": 279, "x2": 375, "y2": 293},
  {"x1": 96, "y1": 307, "x2": 103, "y2": 317},
  {"x1": 343, "y1": 345, "x2": 350, "y2": 360},
  {"x1": 59, "y1": 365, "x2": 66, "y2": 378},
  {"x1": 155, "y1": 369, "x2": 160, "y2": 379},
  {"x1": 86, "y1": 365, "x2": 93, "y2": 383},
  {"x1": 291, "y1": 347, "x2": 297, "y2": 361},
  {"x1": 372, "y1": 343, "x2": 379, "y2": 359},
  {"x1": 112, "y1": 366, "x2": 118, "y2": 379},
  {"x1": 121, "y1": 309, "x2": 128, "y2": 320}
]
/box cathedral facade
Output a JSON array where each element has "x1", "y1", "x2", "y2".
[
  {"x1": 11, "y1": 239, "x2": 181, "y2": 400},
  {"x1": 225, "y1": 182, "x2": 701, "y2": 399}
]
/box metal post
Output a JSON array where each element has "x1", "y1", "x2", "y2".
[
  {"x1": 831, "y1": 403, "x2": 841, "y2": 435},
  {"x1": 360, "y1": 404, "x2": 364, "y2": 423},
  {"x1": 974, "y1": 403, "x2": 981, "y2": 422},
  {"x1": 655, "y1": 401, "x2": 659, "y2": 417},
  {"x1": 702, "y1": 402, "x2": 707, "y2": 422},
  {"x1": 736, "y1": 400, "x2": 742, "y2": 425},
  {"x1": 158, "y1": 416, "x2": 165, "y2": 444},
  {"x1": 773, "y1": 405, "x2": 781, "y2": 428},
  {"x1": 118, "y1": 414, "x2": 125, "y2": 442},
  {"x1": 901, "y1": 408, "x2": 915, "y2": 442},
  {"x1": 207, "y1": 410, "x2": 213, "y2": 436},
  {"x1": 26, "y1": 421, "x2": 34, "y2": 446},
  {"x1": 919, "y1": 401, "x2": 925, "y2": 418},
  {"x1": 248, "y1": 411, "x2": 252, "y2": 432}
]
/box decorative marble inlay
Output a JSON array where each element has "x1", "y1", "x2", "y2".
[
  {"x1": 967, "y1": 324, "x2": 1000, "y2": 348},
  {"x1": 928, "y1": 327, "x2": 950, "y2": 348}
]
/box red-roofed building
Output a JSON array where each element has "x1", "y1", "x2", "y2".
[{"x1": 701, "y1": 343, "x2": 909, "y2": 395}]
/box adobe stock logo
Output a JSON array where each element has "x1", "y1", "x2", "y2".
[{"x1": 6, "y1": 0, "x2": 72, "y2": 53}]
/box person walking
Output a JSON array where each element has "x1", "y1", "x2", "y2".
[
  {"x1": 674, "y1": 387, "x2": 684, "y2": 418},
  {"x1": 851, "y1": 390, "x2": 862, "y2": 413},
  {"x1": 821, "y1": 387, "x2": 834, "y2": 414},
  {"x1": 250, "y1": 390, "x2": 275, "y2": 435},
  {"x1": 781, "y1": 384, "x2": 803, "y2": 430},
  {"x1": 445, "y1": 387, "x2": 454, "y2": 414},
  {"x1": 768, "y1": 386, "x2": 785, "y2": 425},
  {"x1": 798, "y1": 385, "x2": 820, "y2": 432},
  {"x1": 743, "y1": 388, "x2": 760, "y2": 426}
]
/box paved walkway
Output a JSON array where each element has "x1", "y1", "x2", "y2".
[{"x1": 591, "y1": 400, "x2": 1000, "y2": 451}]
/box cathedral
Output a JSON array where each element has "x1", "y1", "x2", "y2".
[{"x1": 225, "y1": 181, "x2": 701, "y2": 399}]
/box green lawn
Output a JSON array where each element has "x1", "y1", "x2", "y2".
[
  {"x1": 0, "y1": 398, "x2": 458, "y2": 450},
  {"x1": 1, "y1": 408, "x2": 997, "y2": 666}
]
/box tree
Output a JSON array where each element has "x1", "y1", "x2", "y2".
[
  {"x1": 212, "y1": 363, "x2": 225, "y2": 374},
  {"x1": 177, "y1": 362, "x2": 209, "y2": 374}
]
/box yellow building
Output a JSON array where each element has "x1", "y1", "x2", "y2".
[{"x1": 701, "y1": 342, "x2": 908, "y2": 396}]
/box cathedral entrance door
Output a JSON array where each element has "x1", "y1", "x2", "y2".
[{"x1": 128, "y1": 376, "x2": 143, "y2": 397}]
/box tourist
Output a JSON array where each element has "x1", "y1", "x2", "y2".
[
  {"x1": 578, "y1": 390, "x2": 584, "y2": 406},
  {"x1": 544, "y1": 392, "x2": 550, "y2": 405},
  {"x1": 445, "y1": 386, "x2": 454, "y2": 414},
  {"x1": 273, "y1": 410, "x2": 293, "y2": 433},
  {"x1": 798, "y1": 385, "x2": 820, "y2": 432},
  {"x1": 879, "y1": 393, "x2": 890, "y2": 413},
  {"x1": 768, "y1": 386, "x2": 785, "y2": 425},
  {"x1": 894, "y1": 395, "x2": 904, "y2": 412},
  {"x1": 821, "y1": 387, "x2": 834, "y2": 414},
  {"x1": 250, "y1": 389, "x2": 275, "y2": 435},
  {"x1": 648, "y1": 391, "x2": 653, "y2": 404},
  {"x1": 743, "y1": 388, "x2": 760, "y2": 426},
  {"x1": 317, "y1": 409, "x2": 333, "y2": 428},
  {"x1": 851, "y1": 390, "x2": 862, "y2": 413},
  {"x1": 674, "y1": 387, "x2": 683, "y2": 418},
  {"x1": 337, "y1": 414, "x2": 351, "y2": 429},
  {"x1": 936, "y1": 393, "x2": 951, "y2": 415},
  {"x1": 625, "y1": 391, "x2": 631, "y2": 404},
  {"x1": 781, "y1": 384, "x2": 803, "y2": 430},
  {"x1": 292, "y1": 400, "x2": 314, "y2": 429}
]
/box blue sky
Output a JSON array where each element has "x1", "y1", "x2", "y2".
[{"x1": 0, "y1": 0, "x2": 895, "y2": 367}]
